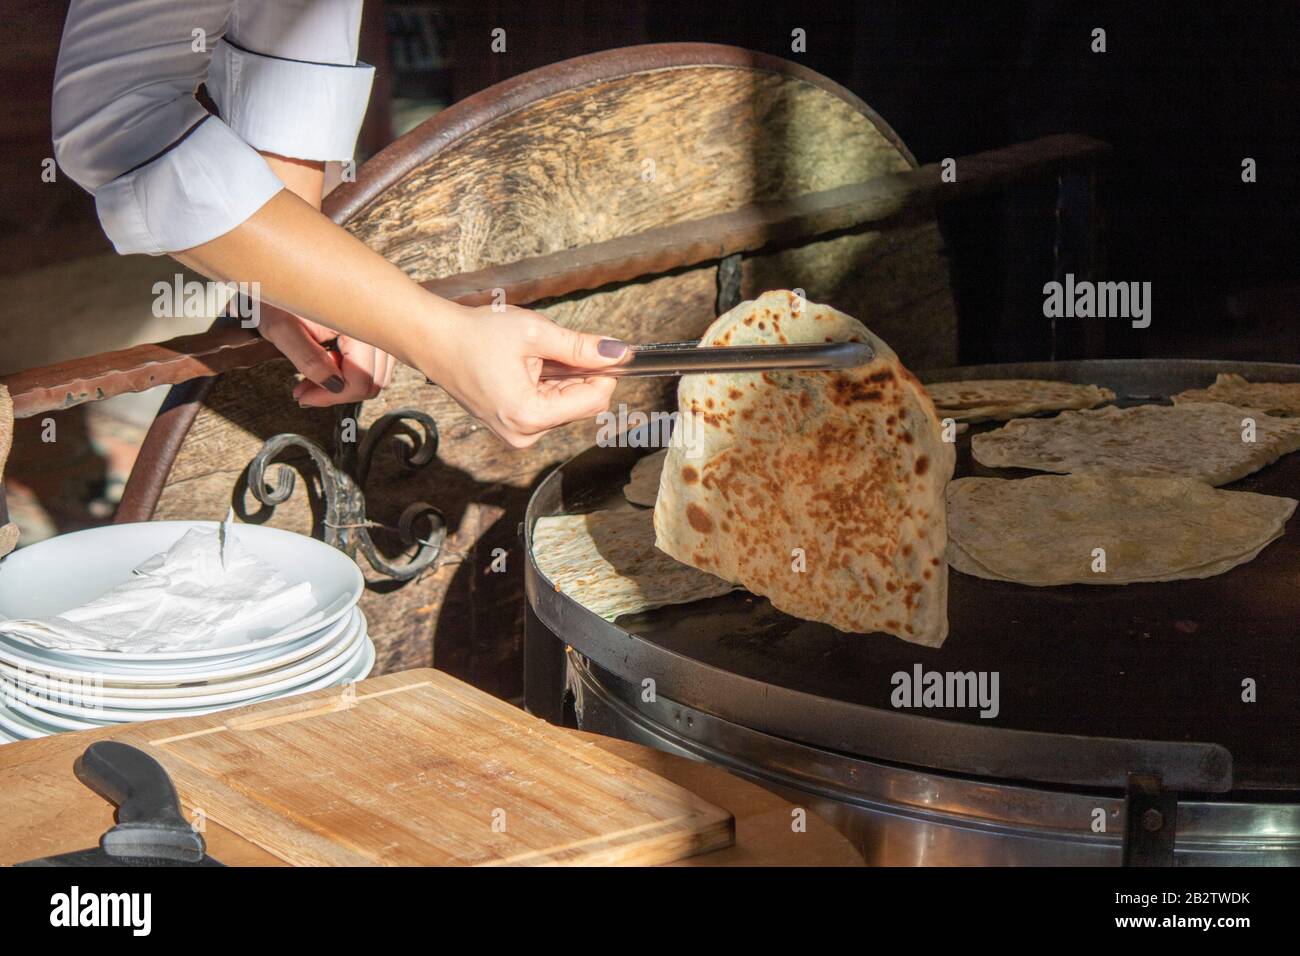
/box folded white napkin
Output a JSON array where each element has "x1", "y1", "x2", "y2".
[{"x1": 0, "y1": 519, "x2": 316, "y2": 654}]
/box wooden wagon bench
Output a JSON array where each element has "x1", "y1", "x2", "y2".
[{"x1": 0, "y1": 43, "x2": 1107, "y2": 703}]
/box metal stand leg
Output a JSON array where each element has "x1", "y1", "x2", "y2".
[
  {"x1": 1122, "y1": 773, "x2": 1178, "y2": 866},
  {"x1": 524, "y1": 603, "x2": 569, "y2": 724}
]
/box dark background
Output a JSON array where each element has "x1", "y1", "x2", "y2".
[
  {"x1": 3, "y1": 0, "x2": 1297, "y2": 364},
  {"x1": 618, "y1": 0, "x2": 1300, "y2": 365}
]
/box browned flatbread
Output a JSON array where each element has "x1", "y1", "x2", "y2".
[
  {"x1": 1173, "y1": 373, "x2": 1300, "y2": 417},
  {"x1": 948, "y1": 475, "x2": 1296, "y2": 585},
  {"x1": 972, "y1": 401, "x2": 1300, "y2": 486},
  {"x1": 532, "y1": 508, "x2": 737, "y2": 620},
  {"x1": 0, "y1": 386, "x2": 17, "y2": 557},
  {"x1": 623, "y1": 449, "x2": 668, "y2": 507},
  {"x1": 654, "y1": 291, "x2": 954, "y2": 646},
  {"x1": 926, "y1": 379, "x2": 1114, "y2": 423}
]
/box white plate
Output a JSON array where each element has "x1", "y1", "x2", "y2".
[
  {"x1": 0, "y1": 606, "x2": 361, "y2": 688},
  {"x1": 1, "y1": 613, "x2": 367, "y2": 707},
  {"x1": 0, "y1": 521, "x2": 363, "y2": 662},
  {"x1": 0, "y1": 639, "x2": 376, "y2": 742},
  {"x1": 0, "y1": 696, "x2": 97, "y2": 731},
  {"x1": 0, "y1": 690, "x2": 70, "y2": 738},
  {"x1": 1, "y1": 636, "x2": 375, "y2": 727}
]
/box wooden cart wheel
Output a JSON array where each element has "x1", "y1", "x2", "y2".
[{"x1": 118, "y1": 43, "x2": 957, "y2": 691}]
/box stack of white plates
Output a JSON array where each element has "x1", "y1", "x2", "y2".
[{"x1": 0, "y1": 521, "x2": 373, "y2": 743}]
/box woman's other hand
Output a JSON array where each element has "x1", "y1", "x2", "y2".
[{"x1": 254, "y1": 304, "x2": 395, "y2": 407}]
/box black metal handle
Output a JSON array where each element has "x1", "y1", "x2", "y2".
[{"x1": 73, "y1": 741, "x2": 206, "y2": 863}]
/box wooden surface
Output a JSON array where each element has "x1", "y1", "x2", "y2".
[
  {"x1": 115, "y1": 669, "x2": 733, "y2": 867},
  {"x1": 0, "y1": 668, "x2": 861, "y2": 867},
  {"x1": 137, "y1": 47, "x2": 954, "y2": 697}
]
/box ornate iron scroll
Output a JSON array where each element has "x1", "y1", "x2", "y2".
[{"x1": 247, "y1": 402, "x2": 444, "y2": 582}]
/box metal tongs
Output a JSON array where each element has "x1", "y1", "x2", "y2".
[{"x1": 540, "y1": 340, "x2": 875, "y2": 380}]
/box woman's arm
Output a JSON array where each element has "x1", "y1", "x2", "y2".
[
  {"x1": 173, "y1": 188, "x2": 623, "y2": 447},
  {"x1": 53, "y1": 0, "x2": 620, "y2": 443},
  {"x1": 255, "y1": 152, "x2": 395, "y2": 406}
]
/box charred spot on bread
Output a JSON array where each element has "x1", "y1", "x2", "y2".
[{"x1": 686, "y1": 503, "x2": 713, "y2": 534}]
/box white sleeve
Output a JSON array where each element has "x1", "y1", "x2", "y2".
[
  {"x1": 51, "y1": 0, "x2": 373, "y2": 257},
  {"x1": 209, "y1": 0, "x2": 375, "y2": 162}
]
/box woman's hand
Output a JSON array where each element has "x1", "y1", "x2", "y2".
[
  {"x1": 173, "y1": 190, "x2": 620, "y2": 445},
  {"x1": 421, "y1": 303, "x2": 626, "y2": 448},
  {"x1": 254, "y1": 304, "x2": 395, "y2": 407}
]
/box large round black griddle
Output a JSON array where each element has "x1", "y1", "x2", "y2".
[{"x1": 524, "y1": 360, "x2": 1300, "y2": 795}]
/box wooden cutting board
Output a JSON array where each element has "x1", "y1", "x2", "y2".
[{"x1": 114, "y1": 669, "x2": 733, "y2": 866}]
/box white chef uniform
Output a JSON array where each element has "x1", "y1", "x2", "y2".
[{"x1": 52, "y1": 0, "x2": 375, "y2": 255}]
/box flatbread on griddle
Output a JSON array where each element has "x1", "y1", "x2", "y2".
[
  {"x1": 654, "y1": 291, "x2": 954, "y2": 646},
  {"x1": 623, "y1": 449, "x2": 668, "y2": 506},
  {"x1": 532, "y1": 508, "x2": 737, "y2": 621},
  {"x1": 1173, "y1": 373, "x2": 1300, "y2": 417},
  {"x1": 926, "y1": 378, "x2": 1114, "y2": 423},
  {"x1": 947, "y1": 475, "x2": 1296, "y2": 585},
  {"x1": 972, "y1": 401, "x2": 1300, "y2": 486}
]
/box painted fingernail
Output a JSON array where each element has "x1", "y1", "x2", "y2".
[
  {"x1": 323, "y1": 375, "x2": 345, "y2": 393},
  {"x1": 598, "y1": 339, "x2": 628, "y2": 358}
]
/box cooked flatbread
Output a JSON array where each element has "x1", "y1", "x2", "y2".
[
  {"x1": 926, "y1": 378, "x2": 1114, "y2": 423},
  {"x1": 623, "y1": 449, "x2": 668, "y2": 506},
  {"x1": 654, "y1": 291, "x2": 954, "y2": 646},
  {"x1": 972, "y1": 401, "x2": 1300, "y2": 486},
  {"x1": 532, "y1": 508, "x2": 737, "y2": 621},
  {"x1": 947, "y1": 475, "x2": 1296, "y2": 585},
  {"x1": 0, "y1": 385, "x2": 17, "y2": 557},
  {"x1": 1173, "y1": 373, "x2": 1300, "y2": 417}
]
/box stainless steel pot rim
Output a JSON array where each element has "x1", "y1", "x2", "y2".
[{"x1": 570, "y1": 654, "x2": 1300, "y2": 853}]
